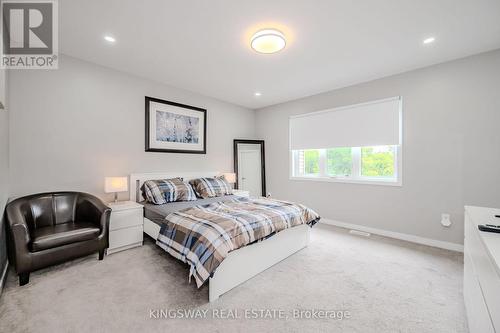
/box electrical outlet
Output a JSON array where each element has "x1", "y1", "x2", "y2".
[{"x1": 441, "y1": 213, "x2": 452, "y2": 227}]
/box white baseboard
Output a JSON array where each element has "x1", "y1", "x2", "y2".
[
  {"x1": 321, "y1": 218, "x2": 464, "y2": 253},
  {"x1": 0, "y1": 261, "x2": 8, "y2": 297}
]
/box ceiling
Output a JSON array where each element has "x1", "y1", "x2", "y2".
[{"x1": 60, "y1": 0, "x2": 500, "y2": 109}]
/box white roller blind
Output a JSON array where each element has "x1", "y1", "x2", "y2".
[{"x1": 290, "y1": 97, "x2": 401, "y2": 150}]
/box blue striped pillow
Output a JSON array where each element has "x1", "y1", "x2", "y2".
[
  {"x1": 189, "y1": 176, "x2": 233, "y2": 198},
  {"x1": 142, "y1": 178, "x2": 197, "y2": 204}
]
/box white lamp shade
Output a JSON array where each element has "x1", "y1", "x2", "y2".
[
  {"x1": 105, "y1": 177, "x2": 128, "y2": 193},
  {"x1": 222, "y1": 173, "x2": 236, "y2": 184}
]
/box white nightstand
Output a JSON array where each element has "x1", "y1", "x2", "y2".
[
  {"x1": 107, "y1": 201, "x2": 143, "y2": 254},
  {"x1": 233, "y1": 189, "x2": 250, "y2": 198}
]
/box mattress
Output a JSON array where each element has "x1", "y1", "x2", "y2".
[{"x1": 142, "y1": 195, "x2": 239, "y2": 226}]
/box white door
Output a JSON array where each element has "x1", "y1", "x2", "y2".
[{"x1": 238, "y1": 150, "x2": 262, "y2": 197}]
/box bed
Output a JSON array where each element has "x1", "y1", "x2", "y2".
[{"x1": 130, "y1": 172, "x2": 319, "y2": 302}]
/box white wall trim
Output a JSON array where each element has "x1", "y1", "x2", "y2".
[
  {"x1": 289, "y1": 175, "x2": 402, "y2": 187},
  {"x1": 0, "y1": 261, "x2": 8, "y2": 297},
  {"x1": 321, "y1": 218, "x2": 464, "y2": 253}
]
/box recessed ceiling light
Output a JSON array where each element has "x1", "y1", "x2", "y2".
[
  {"x1": 254, "y1": 92, "x2": 262, "y2": 97},
  {"x1": 423, "y1": 37, "x2": 435, "y2": 45},
  {"x1": 104, "y1": 35, "x2": 116, "y2": 43},
  {"x1": 251, "y1": 29, "x2": 286, "y2": 54}
]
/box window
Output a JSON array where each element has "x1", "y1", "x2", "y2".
[
  {"x1": 289, "y1": 97, "x2": 402, "y2": 185},
  {"x1": 361, "y1": 146, "x2": 395, "y2": 178},
  {"x1": 292, "y1": 145, "x2": 400, "y2": 184},
  {"x1": 327, "y1": 147, "x2": 352, "y2": 177},
  {"x1": 303, "y1": 150, "x2": 320, "y2": 175}
]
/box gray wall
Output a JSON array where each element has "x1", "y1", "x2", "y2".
[
  {"x1": 7, "y1": 50, "x2": 500, "y2": 246},
  {"x1": 0, "y1": 67, "x2": 8, "y2": 291},
  {"x1": 256, "y1": 49, "x2": 500, "y2": 245},
  {"x1": 8, "y1": 55, "x2": 256, "y2": 201}
]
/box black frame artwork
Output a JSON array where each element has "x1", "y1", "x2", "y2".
[{"x1": 145, "y1": 96, "x2": 207, "y2": 154}]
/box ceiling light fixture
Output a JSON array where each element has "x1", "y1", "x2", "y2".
[
  {"x1": 423, "y1": 37, "x2": 435, "y2": 45},
  {"x1": 251, "y1": 29, "x2": 286, "y2": 54},
  {"x1": 254, "y1": 92, "x2": 262, "y2": 97},
  {"x1": 104, "y1": 35, "x2": 116, "y2": 43}
]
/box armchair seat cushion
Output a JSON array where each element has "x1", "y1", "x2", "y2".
[{"x1": 31, "y1": 222, "x2": 100, "y2": 252}]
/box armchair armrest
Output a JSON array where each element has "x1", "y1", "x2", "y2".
[
  {"x1": 6, "y1": 199, "x2": 33, "y2": 271},
  {"x1": 6, "y1": 200, "x2": 32, "y2": 246},
  {"x1": 75, "y1": 193, "x2": 111, "y2": 234}
]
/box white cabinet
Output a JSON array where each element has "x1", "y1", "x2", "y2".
[
  {"x1": 464, "y1": 206, "x2": 500, "y2": 333},
  {"x1": 107, "y1": 201, "x2": 143, "y2": 254}
]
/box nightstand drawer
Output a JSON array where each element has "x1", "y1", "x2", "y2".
[
  {"x1": 110, "y1": 209, "x2": 143, "y2": 231},
  {"x1": 109, "y1": 225, "x2": 143, "y2": 250}
]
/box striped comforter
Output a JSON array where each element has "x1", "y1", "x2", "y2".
[{"x1": 156, "y1": 197, "x2": 320, "y2": 287}]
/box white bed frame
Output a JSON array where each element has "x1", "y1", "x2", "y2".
[{"x1": 130, "y1": 172, "x2": 311, "y2": 302}]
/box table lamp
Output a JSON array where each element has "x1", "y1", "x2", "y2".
[
  {"x1": 222, "y1": 173, "x2": 236, "y2": 189},
  {"x1": 105, "y1": 177, "x2": 128, "y2": 203}
]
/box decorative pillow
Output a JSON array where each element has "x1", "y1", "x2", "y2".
[
  {"x1": 189, "y1": 176, "x2": 233, "y2": 198},
  {"x1": 142, "y1": 178, "x2": 197, "y2": 204}
]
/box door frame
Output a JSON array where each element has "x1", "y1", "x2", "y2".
[{"x1": 233, "y1": 139, "x2": 266, "y2": 197}]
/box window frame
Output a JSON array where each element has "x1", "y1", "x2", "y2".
[{"x1": 290, "y1": 145, "x2": 402, "y2": 186}]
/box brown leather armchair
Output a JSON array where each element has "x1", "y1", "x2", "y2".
[{"x1": 6, "y1": 192, "x2": 111, "y2": 286}]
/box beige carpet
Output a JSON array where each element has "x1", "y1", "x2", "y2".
[{"x1": 0, "y1": 224, "x2": 467, "y2": 333}]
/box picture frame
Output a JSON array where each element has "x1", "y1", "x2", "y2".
[{"x1": 145, "y1": 96, "x2": 207, "y2": 154}]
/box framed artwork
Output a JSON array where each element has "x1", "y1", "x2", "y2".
[{"x1": 145, "y1": 96, "x2": 207, "y2": 154}]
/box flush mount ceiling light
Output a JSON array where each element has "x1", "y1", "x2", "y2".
[
  {"x1": 251, "y1": 29, "x2": 286, "y2": 54},
  {"x1": 104, "y1": 35, "x2": 116, "y2": 43},
  {"x1": 423, "y1": 37, "x2": 435, "y2": 44},
  {"x1": 254, "y1": 92, "x2": 262, "y2": 97}
]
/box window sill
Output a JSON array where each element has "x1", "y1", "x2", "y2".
[{"x1": 289, "y1": 176, "x2": 402, "y2": 187}]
